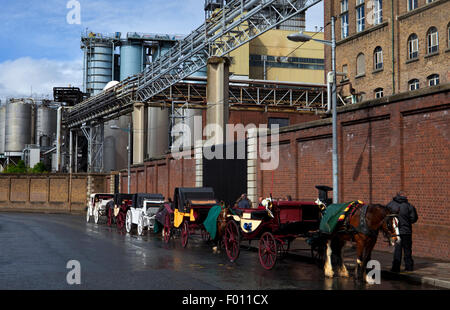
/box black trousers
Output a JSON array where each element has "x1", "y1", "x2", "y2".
[{"x1": 392, "y1": 234, "x2": 414, "y2": 271}]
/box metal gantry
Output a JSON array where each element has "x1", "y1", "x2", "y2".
[{"x1": 64, "y1": 0, "x2": 323, "y2": 129}]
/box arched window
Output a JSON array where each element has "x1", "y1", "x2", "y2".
[
  {"x1": 427, "y1": 74, "x2": 440, "y2": 86},
  {"x1": 408, "y1": 34, "x2": 419, "y2": 59},
  {"x1": 408, "y1": 79, "x2": 420, "y2": 91},
  {"x1": 374, "y1": 88, "x2": 384, "y2": 99},
  {"x1": 356, "y1": 53, "x2": 366, "y2": 76},
  {"x1": 447, "y1": 22, "x2": 450, "y2": 48},
  {"x1": 427, "y1": 27, "x2": 439, "y2": 54},
  {"x1": 373, "y1": 46, "x2": 383, "y2": 70}
]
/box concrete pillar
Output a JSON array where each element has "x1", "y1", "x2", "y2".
[
  {"x1": 132, "y1": 102, "x2": 147, "y2": 165},
  {"x1": 195, "y1": 140, "x2": 203, "y2": 188},
  {"x1": 206, "y1": 57, "x2": 230, "y2": 146},
  {"x1": 247, "y1": 128, "x2": 258, "y2": 208}
]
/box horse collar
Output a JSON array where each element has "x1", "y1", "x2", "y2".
[{"x1": 356, "y1": 205, "x2": 379, "y2": 238}]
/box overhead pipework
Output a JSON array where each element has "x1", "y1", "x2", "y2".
[{"x1": 65, "y1": 0, "x2": 323, "y2": 129}]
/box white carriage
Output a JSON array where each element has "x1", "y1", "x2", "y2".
[
  {"x1": 125, "y1": 193, "x2": 166, "y2": 235},
  {"x1": 86, "y1": 193, "x2": 114, "y2": 224}
]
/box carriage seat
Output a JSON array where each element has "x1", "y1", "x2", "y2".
[{"x1": 248, "y1": 210, "x2": 270, "y2": 220}]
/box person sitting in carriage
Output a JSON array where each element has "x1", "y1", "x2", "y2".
[{"x1": 236, "y1": 193, "x2": 252, "y2": 209}]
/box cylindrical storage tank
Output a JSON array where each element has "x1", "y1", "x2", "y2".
[
  {"x1": 170, "y1": 108, "x2": 202, "y2": 153},
  {"x1": 120, "y1": 41, "x2": 144, "y2": 81},
  {"x1": 148, "y1": 108, "x2": 169, "y2": 158},
  {"x1": 104, "y1": 115, "x2": 131, "y2": 172},
  {"x1": 87, "y1": 43, "x2": 113, "y2": 95},
  {"x1": 36, "y1": 106, "x2": 57, "y2": 148},
  {"x1": 0, "y1": 106, "x2": 5, "y2": 154},
  {"x1": 5, "y1": 101, "x2": 33, "y2": 153}
]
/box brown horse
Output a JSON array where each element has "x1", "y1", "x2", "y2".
[
  {"x1": 322, "y1": 204, "x2": 400, "y2": 283},
  {"x1": 211, "y1": 202, "x2": 230, "y2": 253}
]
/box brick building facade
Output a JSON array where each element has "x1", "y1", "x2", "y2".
[{"x1": 324, "y1": 0, "x2": 449, "y2": 101}]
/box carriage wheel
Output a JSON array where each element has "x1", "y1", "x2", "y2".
[
  {"x1": 224, "y1": 221, "x2": 240, "y2": 262},
  {"x1": 137, "y1": 214, "x2": 144, "y2": 236},
  {"x1": 107, "y1": 207, "x2": 113, "y2": 227},
  {"x1": 181, "y1": 221, "x2": 189, "y2": 248},
  {"x1": 201, "y1": 227, "x2": 211, "y2": 242},
  {"x1": 277, "y1": 240, "x2": 290, "y2": 257},
  {"x1": 126, "y1": 210, "x2": 133, "y2": 233},
  {"x1": 117, "y1": 208, "x2": 126, "y2": 230},
  {"x1": 311, "y1": 245, "x2": 325, "y2": 268},
  {"x1": 94, "y1": 207, "x2": 100, "y2": 224},
  {"x1": 86, "y1": 207, "x2": 91, "y2": 223},
  {"x1": 163, "y1": 213, "x2": 172, "y2": 244},
  {"x1": 259, "y1": 232, "x2": 277, "y2": 270}
]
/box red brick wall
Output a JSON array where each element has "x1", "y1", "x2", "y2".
[{"x1": 256, "y1": 85, "x2": 450, "y2": 259}]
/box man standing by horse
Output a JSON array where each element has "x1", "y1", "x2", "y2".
[{"x1": 387, "y1": 191, "x2": 418, "y2": 272}]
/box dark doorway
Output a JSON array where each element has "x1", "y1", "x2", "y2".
[
  {"x1": 114, "y1": 174, "x2": 120, "y2": 194},
  {"x1": 202, "y1": 141, "x2": 247, "y2": 207}
]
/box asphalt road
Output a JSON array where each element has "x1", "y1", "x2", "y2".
[{"x1": 0, "y1": 212, "x2": 435, "y2": 290}]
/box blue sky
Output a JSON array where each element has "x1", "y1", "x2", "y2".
[{"x1": 0, "y1": 0, "x2": 324, "y2": 101}]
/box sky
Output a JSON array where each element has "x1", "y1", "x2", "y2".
[{"x1": 0, "y1": 0, "x2": 324, "y2": 102}]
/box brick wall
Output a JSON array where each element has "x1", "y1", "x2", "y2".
[
  {"x1": 256, "y1": 84, "x2": 450, "y2": 259},
  {"x1": 0, "y1": 174, "x2": 106, "y2": 213}
]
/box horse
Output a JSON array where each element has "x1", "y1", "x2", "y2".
[
  {"x1": 212, "y1": 204, "x2": 230, "y2": 253},
  {"x1": 320, "y1": 204, "x2": 400, "y2": 283}
]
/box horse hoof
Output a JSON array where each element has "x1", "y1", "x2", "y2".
[{"x1": 212, "y1": 246, "x2": 218, "y2": 253}]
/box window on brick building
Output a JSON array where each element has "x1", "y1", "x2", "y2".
[
  {"x1": 342, "y1": 64, "x2": 348, "y2": 81},
  {"x1": 408, "y1": 34, "x2": 419, "y2": 59},
  {"x1": 427, "y1": 0, "x2": 435, "y2": 3},
  {"x1": 356, "y1": 53, "x2": 366, "y2": 76},
  {"x1": 408, "y1": 0, "x2": 418, "y2": 11},
  {"x1": 427, "y1": 27, "x2": 439, "y2": 54},
  {"x1": 374, "y1": 88, "x2": 384, "y2": 98},
  {"x1": 427, "y1": 74, "x2": 440, "y2": 86},
  {"x1": 408, "y1": 79, "x2": 420, "y2": 91},
  {"x1": 372, "y1": 0, "x2": 383, "y2": 25},
  {"x1": 448, "y1": 23, "x2": 450, "y2": 48},
  {"x1": 373, "y1": 46, "x2": 383, "y2": 70},
  {"x1": 341, "y1": 0, "x2": 349, "y2": 13},
  {"x1": 341, "y1": 13, "x2": 349, "y2": 39},
  {"x1": 356, "y1": 1, "x2": 365, "y2": 32}
]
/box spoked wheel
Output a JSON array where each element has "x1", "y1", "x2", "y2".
[
  {"x1": 125, "y1": 210, "x2": 133, "y2": 234},
  {"x1": 94, "y1": 207, "x2": 100, "y2": 224},
  {"x1": 311, "y1": 244, "x2": 325, "y2": 268},
  {"x1": 117, "y1": 208, "x2": 126, "y2": 231},
  {"x1": 137, "y1": 214, "x2": 144, "y2": 236},
  {"x1": 277, "y1": 240, "x2": 291, "y2": 257},
  {"x1": 107, "y1": 207, "x2": 114, "y2": 227},
  {"x1": 224, "y1": 220, "x2": 240, "y2": 262},
  {"x1": 86, "y1": 207, "x2": 91, "y2": 223},
  {"x1": 259, "y1": 232, "x2": 278, "y2": 270},
  {"x1": 163, "y1": 213, "x2": 172, "y2": 244},
  {"x1": 201, "y1": 227, "x2": 211, "y2": 242},
  {"x1": 181, "y1": 221, "x2": 189, "y2": 248}
]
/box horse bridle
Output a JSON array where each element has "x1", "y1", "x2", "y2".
[{"x1": 382, "y1": 214, "x2": 400, "y2": 241}]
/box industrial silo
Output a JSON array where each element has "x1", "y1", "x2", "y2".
[
  {"x1": 84, "y1": 41, "x2": 114, "y2": 95},
  {"x1": 36, "y1": 105, "x2": 57, "y2": 148},
  {"x1": 148, "y1": 107, "x2": 169, "y2": 158},
  {"x1": 4, "y1": 100, "x2": 34, "y2": 155},
  {"x1": 120, "y1": 41, "x2": 145, "y2": 80},
  {"x1": 0, "y1": 105, "x2": 5, "y2": 154}
]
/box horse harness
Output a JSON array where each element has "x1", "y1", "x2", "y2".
[{"x1": 337, "y1": 203, "x2": 380, "y2": 238}]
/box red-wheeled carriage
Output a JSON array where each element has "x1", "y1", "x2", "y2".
[
  {"x1": 108, "y1": 193, "x2": 134, "y2": 230},
  {"x1": 164, "y1": 187, "x2": 218, "y2": 247},
  {"x1": 224, "y1": 198, "x2": 321, "y2": 270}
]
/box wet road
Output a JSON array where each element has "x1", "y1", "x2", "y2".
[{"x1": 0, "y1": 212, "x2": 434, "y2": 290}]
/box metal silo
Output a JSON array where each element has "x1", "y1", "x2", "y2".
[
  {"x1": 83, "y1": 37, "x2": 114, "y2": 96},
  {"x1": 120, "y1": 41, "x2": 144, "y2": 80},
  {"x1": 148, "y1": 108, "x2": 169, "y2": 158},
  {"x1": 104, "y1": 115, "x2": 131, "y2": 172},
  {"x1": 36, "y1": 105, "x2": 57, "y2": 148},
  {"x1": 0, "y1": 105, "x2": 5, "y2": 154},
  {"x1": 5, "y1": 101, "x2": 33, "y2": 154}
]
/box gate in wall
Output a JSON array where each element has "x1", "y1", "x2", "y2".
[{"x1": 202, "y1": 141, "x2": 247, "y2": 207}]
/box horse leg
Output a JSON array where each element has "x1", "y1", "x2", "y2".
[
  {"x1": 323, "y1": 240, "x2": 334, "y2": 278},
  {"x1": 333, "y1": 238, "x2": 349, "y2": 278},
  {"x1": 354, "y1": 236, "x2": 365, "y2": 282}
]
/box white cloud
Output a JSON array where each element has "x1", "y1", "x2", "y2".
[{"x1": 0, "y1": 57, "x2": 82, "y2": 103}]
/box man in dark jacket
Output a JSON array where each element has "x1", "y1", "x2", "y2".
[{"x1": 387, "y1": 191, "x2": 418, "y2": 272}]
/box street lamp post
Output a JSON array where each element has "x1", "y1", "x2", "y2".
[
  {"x1": 288, "y1": 17, "x2": 339, "y2": 204},
  {"x1": 110, "y1": 123, "x2": 131, "y2": 194}
]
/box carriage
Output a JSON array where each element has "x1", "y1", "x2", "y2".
[
  {"x1": 223, "y1": 197, "x2": 322, "y2": 270},
  {"x1": 109, "y1": 193, "x2": 134, "y2": 229},
  {"x1": 163, "y1": 187, "x2": 218, "y2": 247},
  {"x1": 86, "y1": 193, "x2": 114, "y2": 224},
  {"x1": 125, "y1": 193, "x2": 166, "y2": 235}
]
